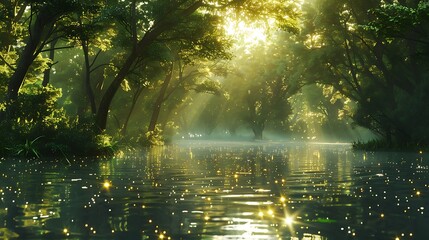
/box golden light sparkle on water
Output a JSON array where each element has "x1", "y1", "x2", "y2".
[
  {"x1": 284, "y1": 216, "x2": 294, "y2": 226},
  {"x1": 63, "y1": 228, "x2": 70, "y2": 236},
  {"x1": 103, "y1": 181, "x2": 111, "y2": 189},
  {"x1": 1, "y1": 142, "x2": 427, "y2": 239}
]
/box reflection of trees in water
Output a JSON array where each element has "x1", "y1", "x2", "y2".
[
  {"x1": 0, "y1": 146, "x2": 329, "y2": 238},
  {"x1": 0, "y1": 161, "x2": 73, "y2": 238},
  {"x1": 145, "y1": 146, "x2": 163, "y2": 182},
  {"x1": 3, "y1": 145, "x2": 427, "y2": 239}
]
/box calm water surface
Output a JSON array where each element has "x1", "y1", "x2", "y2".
[{"x1": 1, "y1": 140, "x2": 428, "y2": 239}]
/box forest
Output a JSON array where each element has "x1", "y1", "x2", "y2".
[{"x1": 1, "y1": 0, "x2": 429, "y2": 157}]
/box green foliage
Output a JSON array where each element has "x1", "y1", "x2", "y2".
[
  {"x1": 51, "y1": 116, "x2": 123, "y2": 157},
  {"x1": 7, "y1": 84, "x2": 68, "y2": 136},
  {"x1": 194, "y1": 80, "x2": 222, "y2": 95},
  {"x1": 138, "y1": 125, "x2": 164, "y2": 147},
  {"x1": 27, "y1": 0, "x2": 82, "y2": 18},
  {"x1": 363, "y1": 2, "x2": 429, "y2": 38},
  {"x1": 353, "y1": 138, "x2": 428, "y2": 152},
  {"x1": 0, "y1": 0, "x2": 307, "y2": 156},
  {"x1": 11, "y1": 136, "x2": 43, "y2": 158},
  {"x1": 0, "y1": 84, "x2": 67, "y2": 156},
  {"x1": 0, "y1": 84, "x2": 119, "y2": 158},
  {"x1": 163, "y1": 121, "x2": 179, "y2": 144},
  {"x1": 0, "y1": 51, "x2": 17, "y2": 75},
  {"x1": 7, "y1": 0, "x2": 427, "y2": 154},
  {"x1": 288, "y1": 84, "x2": 355, "y2": 141},
  {"x1": 51, "y1": 117, "x2": 98, "y2": 155},
  {"x1": 223, "y1": 0, "x2": 300, "y2": 34},
  {"x1": 172, "y1": 13, "x2": 232, "y2": 62},
  {"x1": 295, "y1": 0, "x2": 429, "y2": 147},
  {"x1": 0, "y1": 1, "x2": 26, "y2": 48},
  {"x1": 63, "y1": 0, "x2": 113, "y2": 48},
  {"x1": 211, "y1": 30, "x2": 303, "y2": 139},
  {"x1": 95, "y1": 133, "x2": 116, "y2": 154}
]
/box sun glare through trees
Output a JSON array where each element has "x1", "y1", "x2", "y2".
[{"x1": 223, "y1": 17, "x2": 270, "y2": 47}]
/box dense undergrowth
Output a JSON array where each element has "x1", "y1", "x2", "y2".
[
  {"x1": 0, "y1": 85, "x2": 124, "y2": 159},
  {"x1": 0, "y1": 85, "x2": 176, "y2": 159}
]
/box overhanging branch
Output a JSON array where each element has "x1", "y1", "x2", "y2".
[{"x1": 0, "y1": 54, "x2": 16, "y2": 71}]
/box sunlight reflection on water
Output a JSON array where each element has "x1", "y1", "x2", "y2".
[{"x1": 0, "y1": 140, "x2": 428, "y2": 239}]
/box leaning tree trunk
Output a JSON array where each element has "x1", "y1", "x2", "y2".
[
  {"x1": 7, "y1": 20, "x2": 44, "y2": 101},
  {"x1": 95, "y1": 1, "x2": 203, "y2": 132},
  {"x1": 121, "y1": 85, "x2": 144, "y2": 135},
  {"x1": 148, "y1": 65, "x2": 173, "y2": 132},
  {"x1": 96, "y1": 52, "x2": 137, "y2": 131}
]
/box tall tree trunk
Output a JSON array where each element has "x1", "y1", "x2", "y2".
[
  {"x1": 96, "y1": 52, "x2": 137, "y2": 131},
  {"x1": 82, "y1": 41, "x2": 97, "y2": 114},
  {"x1": 121, "y1": 85, "x2": 144, "y2": 135},
  {"x1": 7, "y1": 19, "x2": 44, "y2": 101},
  {"x1": 148, "y1": 64, "x2": 173, "y2": 132},
  {"x1": 42, "y1": 38, "x2": 58, "y2": 87},
  {"x1": 252, "y1": 124, "x2": 264, "y2": 140},
  {"x1": 95, "y1": 1, "x2": 203, "y2": 131}
]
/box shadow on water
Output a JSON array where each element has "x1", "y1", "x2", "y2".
[{"x1": 0, "y1": 140, "x2": 428, "y2": 239}]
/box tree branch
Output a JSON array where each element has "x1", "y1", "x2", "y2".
[
  {"x1": 89, "y1": 49, "x2": 102, "y2": 68},
  {"x1": 39, "y1": 45, "x2": 74, "y2": 53},
  {"x1": 13, "y1": 2, "x2": 28, "y2": 23},
  {"x1": 89, "y1": 63, "x2": 117, "y2": 74},
  {"x1": 0, "y1": 54, "x2": 16, "y2": 71}
]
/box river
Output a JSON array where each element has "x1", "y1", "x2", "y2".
[{"x1": 0, "y1": 140, "x2": 428, "y2": 239}]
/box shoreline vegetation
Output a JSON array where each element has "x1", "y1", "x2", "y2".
[
  {"x1": 352, "y1": 139, "x2": 428, "y2": 153},
  {"x1": 1, "y1": 127, "x2": 426, "y2": 160},
  {"x1": 0, "y1": 84, "x2": 423, "y2": 159}
]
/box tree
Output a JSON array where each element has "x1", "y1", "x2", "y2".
[
  {"x1": 6, "y1": 0, "x2": 81, "y2": 102},
  {"x1": 64, "y1": 0, "x2": 113, "y2": 114},
  {"x1": 95, "y1": 0, "x2": 300, "y2": 132},
  {"x1": 0, "y1": 1, "x2": 27, "y2": 77},
  {"x1": 297, "y1": 0, "x2": 429, "y2": 147},
  {"x1": 220, "y1": 31, "x2": 303, "y2": 139},
  {"x1": 95, "y1": 1, "x2": 204, "y2": 131},
  {"x1": 288, "y1": 84, "x2": 356, "y2": 141},
  {"x1": 146, "y1": 11, "x2": 230, "y2": 133}
]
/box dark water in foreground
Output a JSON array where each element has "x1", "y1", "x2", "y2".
[{"x1": 1, "y1": 141, "x2": 428, "y2": 240}]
